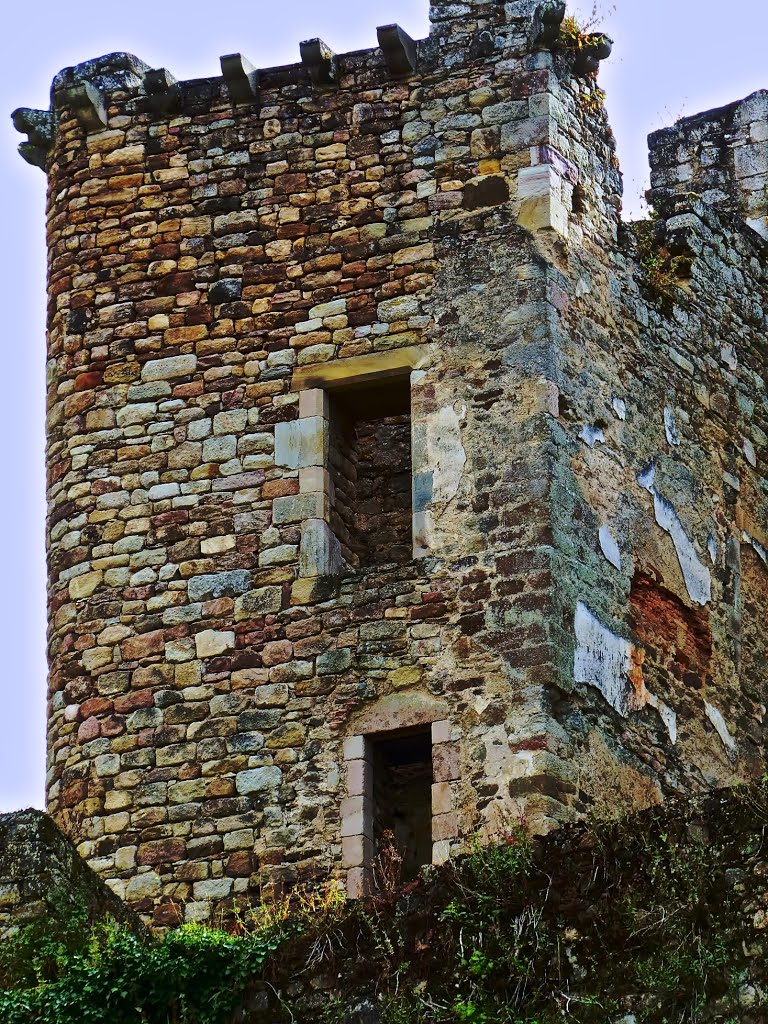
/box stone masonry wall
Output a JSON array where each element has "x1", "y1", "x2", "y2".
[{"x1": 11, "y1": 0, "x2": 768, "y2": 926}]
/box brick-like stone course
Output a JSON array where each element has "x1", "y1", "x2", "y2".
[{"x1": 11, "y1": 0, "x2": 768, "y2": 924}]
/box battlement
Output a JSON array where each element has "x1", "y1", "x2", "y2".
[
  {"x1": 10, "y1": 0, "x2": 768, "y2": 927},
  {"x1": 12, "y1": 1, "x2": 614, "y2": 172},
  {"x1": 650, "y1": 90, "x2": 768, "y2": 240}
]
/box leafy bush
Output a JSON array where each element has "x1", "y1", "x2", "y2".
[{"x1": 0, "y1": 883, "x2": 344, "y2": 1024}]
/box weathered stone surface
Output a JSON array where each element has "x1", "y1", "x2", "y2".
[
  {"x1": 17, "y1": 0, "x2": 768, "y2": 926},
  {"x1": 0, "y1": 811, "x2": 140, "y2": 936}
]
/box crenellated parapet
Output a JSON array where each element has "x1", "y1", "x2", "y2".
[
  {"x1": 649, "y1": 90, "x2": 768, "y2": 241},
  {"x1": 11, "y1": 1, "x2": 613, "y2": 177}
]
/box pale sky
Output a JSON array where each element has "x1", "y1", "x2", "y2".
[{"x1": 1, "y1": 0, "x2": 765, "y2": 812}]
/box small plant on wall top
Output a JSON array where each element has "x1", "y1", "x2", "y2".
[{"x1": 557, "y1": 5, "x2": 615, "y2": 80}]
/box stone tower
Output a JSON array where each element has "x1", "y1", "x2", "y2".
[{"x1": 13, "y1": 0, "x2": 768, "y2": 925}]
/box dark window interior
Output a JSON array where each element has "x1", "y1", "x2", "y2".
[
  {"x1": 329, "y1": 377, "x2": 412, "y2": 569},
  {"x1": 371, "y1": 728, "x2": 433, "y2": 881}
]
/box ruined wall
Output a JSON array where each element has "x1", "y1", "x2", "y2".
[
  {"x1": 537, "y1": 88, "x2": 768, "y2": 815},
  {"x1": 649, "y1": 89, "x2": 768, "y2": 241},
  {"x1": 0, "y1": 810, "x2": 140, "y2": 937},
  {"x1": 11, "y1": 0, "x2": 768, "y2": 925}
]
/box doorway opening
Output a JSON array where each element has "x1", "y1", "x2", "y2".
[{"x1": 370, "y1": 727, "x2": 433, "y2": 882}]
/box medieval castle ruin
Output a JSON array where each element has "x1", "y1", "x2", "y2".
[{"x1": 10, "y1": 0, "x2": 768, "y2": 927}]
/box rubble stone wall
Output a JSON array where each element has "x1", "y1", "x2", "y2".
[{"x1": 11, "y1": 0, "x2": 768, "y2": 926}]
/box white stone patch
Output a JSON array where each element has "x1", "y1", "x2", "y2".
[
  {"x1": 611, "y1": 398, "x2": 627, "y2": 421},
  {"x1": 742, "y1": 531, "x2": 768, "y2": 565},
  {"x1": 664, "y1": 407, "x2": 681, "y2": 446},
  {"x1": 574, "y1": 602, "x2": 635, "y2": 717},
  {"x1": 574, "y1": 602, "x2": 677, "y2": 743},
  {"x1": 646, "y1": 692, "x2": 678, "y2": 745},
  {"x1": 707, "y1": 534, "x2": 718, "y2": 565},
  {"x1": 705, "y1": 702, "x2": 737, "y2": 754},
  {"x1": 599, "y1": 524, "x2": 622, "y2": 570},
  {"x1": 720, "y1": 344, "x2": 738, "y2": 370},
  {"x1": 743, "y1": 438, "x2": 757, "y2": 467},
  {"x1": 427, "y1": 403, "x2": 467, "y2": 509},
  {"x1": 579, "y1": 425, "x2": 605, "y2": 448},
  {"x1": 638, "y1": 465, "x2": 712, "y2": 606},
  {"x1": 575, "y1": 275, "x2": 592, "y2": 297}
]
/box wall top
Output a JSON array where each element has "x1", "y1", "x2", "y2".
[{"x1": 9, "y1": 1, "x2": 618, "y2": 171}]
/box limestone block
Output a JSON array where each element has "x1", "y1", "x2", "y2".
[
  {"x1": 195, "y1": 630, "x2": 235, "y2": 658},
  {"x1": 298, "y1": 388, "x2": 330, "y2": 419},
  {"x1": 188, "y1": 571, "x2": 251, "y2": 602},
  {"x1": 432, "y1": 720, "x2": 452, "y2": 745},
  {"x1": 342, "y1": 834, "x2": 374, "y2": 869},
  {"x1": 517, "y1": 165, "x2": 569, "y2": 236},
  {"x1": 235, "y1": 767, "x2": 282, "y2": 794},
  {"x1": 432, "y1": 812, "x2": 459, "y2": 843},
  {"x1": 343, "y1": 736, "x2": 368, "y2": 762},
  {"x1": 259, "y1": 545, "x2": 298, "y2": 567},
  {"x1": 234, "y1": 587, "x2": 283, "y2": 619},
  {"x1": 141, "y1": 355, "x2": 198, "y2": 381},
  {"x1": 69, "y1": 570, "x2": 103, "y2": 600},
  {"x1": 125, "y1": 871, "x2": 161, "y2": 902},
  {"x1": 300, "y1": 519, "x2": 342, "y2": 577},
  {"x1": 431, "y1": 782, "x2": 453, "y2": 816},
  {"x1": 346, "y1": 759, "x2": 372, "y2": 798},
  {"x1": 317, "y1": 649, "x2": 353, "y2": 675},
  {"x1": 273, "y1": 492, "x2": 328, "y2": 525},
  {"x1": 346, "y1": 867, "x2": 370, "y2": 900},
  {"x1": 274, "y1": 417, "x2": 328, "y2": 469},
  {"x1": 432, "y1": 840, "x2": 452, "y2": 866}
]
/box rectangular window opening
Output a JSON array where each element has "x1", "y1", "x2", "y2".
[
  {"x1": 328, "y1": 377, "x2": 413, "y2": 570},
  {"x1": 370, "y1": 727, "x2": 433, "y2": 882}
]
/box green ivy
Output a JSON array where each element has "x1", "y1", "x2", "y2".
[{"x1": 0, "y1": 905, "x2": 295, "y2": 1024}]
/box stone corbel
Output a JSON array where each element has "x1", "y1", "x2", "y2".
[
  {"x1": 220, "y1": 53, "x2": 259, "y2": 105},
  {"x1": 300, "y1": 38, "x2": 338, "y2": 87},
  {"x1": 572, "y1": 34, "x2": 613, "y2": 77},
  {"x1": 144, "y1": 68, "x2": 183, "y2": 116},
  {"x1": 533, "y1": 1, "x2": 566, "y2": 47},
  {"x1": 377, "y1": 24, "x2": 418, "y2": 77},
  {"x1": 11, "y1": 108, "x2": 54, "y2": 170},
  {"x1": 56, "y1": 81, "x2": 107, "y2": 133}
]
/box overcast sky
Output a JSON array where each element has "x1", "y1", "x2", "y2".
[{"x1": 1, "y1": 0, "x2": 765, "y2": 812}]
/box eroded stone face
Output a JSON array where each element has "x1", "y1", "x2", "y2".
[{"x1": 22, "y1": 0, "x2": 768, "y2": 924}]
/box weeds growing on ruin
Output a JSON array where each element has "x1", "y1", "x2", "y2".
[
  {"x1": 632, "y1": 217, "x2": 692, "y2": 304},
  {"x1": 2, "y1": 793, "x2": 767, "y2": 1022}
]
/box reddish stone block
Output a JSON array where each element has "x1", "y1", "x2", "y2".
[
  {"x1": 100, "y1": 715, "x2": 126, "y2": 738},
  {"x1": 77, "y1": 717, "x2": 101, "y2": 743},
  {"x1": 225, "y1": 852, "x2": 254, "y2": 877},
  {"x1": 261, "y1": 640, "x2": 293, "y2": 667},
  {"x1": 433, "y1": 743, "x2": 460, "y2": 782},
  {"x1": 80, "y1": 697, "x2": 113, "y2": 718},
  {"x1": 137, "y1": 838, "x2": 187, "y2": 866},
  {"x1": 122, "y1": 630, "x2": 166, "y2": 661},
  {"x1": 114, "y1": 690, "x2": 155, "y2": 714},
  {"x1": 432, "y1": 813, "x2": 459, "y2": 843}
]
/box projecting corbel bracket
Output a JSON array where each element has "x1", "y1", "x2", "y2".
[
  {"x1": 377, "y1": 24, "x2": 418, "y2": 78},
  {"x1": 144, "y1": 68, "x2": 183, "y2": 116},
  {"x1": 11, "y1": 107, "x2": 54, "y2": 169},
  {"x1": 572, "y1": 33, "x2": 613, "y2": 77},
  {"x1": 533, "y1": 1, "x2": 566, "y2": 47},
  {"x1": 300, "y1": 38, "x2": 338, "y2": 87},
  {"x1": 56, "y1": 81, "x2": 108, "y2": 133},
  {"x1": 220, "y1": 53, "x2": 260, "y2": 105}
]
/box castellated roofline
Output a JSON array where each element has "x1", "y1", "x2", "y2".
[{"x1": 11, "y1": 0, "x2": 613, "y2": 170}]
